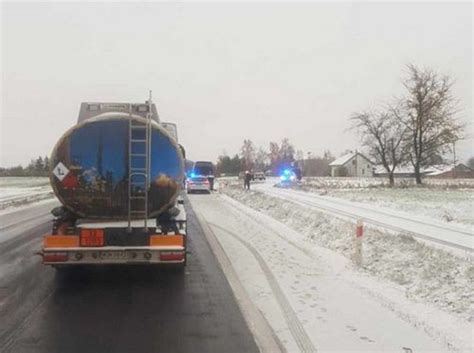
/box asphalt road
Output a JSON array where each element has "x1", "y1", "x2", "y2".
[{"x1": 0, "y1": 199, "x2": 259, "y2": 353}]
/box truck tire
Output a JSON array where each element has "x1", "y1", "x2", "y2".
[
  {"x1": 53, "y1": 265, "x2": 72, "y2": 281},
  {"x1": 169, "y1": 263, "x2": 186, "y2": 274}
]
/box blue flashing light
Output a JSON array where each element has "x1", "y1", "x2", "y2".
[{"x1": 280, "y1": 168, "x2": 295, "y2": 182}]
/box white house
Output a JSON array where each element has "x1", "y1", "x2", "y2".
[{"x1": 329, "y1": 152, "x2": 374, "y2": 177}]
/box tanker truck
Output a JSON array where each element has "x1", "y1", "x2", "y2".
[{"x1": 40, "y1": 97, "x2": 187, "y2": 269}]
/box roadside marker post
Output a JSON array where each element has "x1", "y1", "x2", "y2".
[
  {"x1": 353, "y1": 219, "x2": 364, "y2": 266},
  {"x1": 356, "y1": 219, "x2": 364, "y2": 238}
]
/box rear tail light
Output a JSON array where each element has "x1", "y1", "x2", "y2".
[
  {"x1": 160, "y1": 251, "x2": 184, "y2": 262},
  {"x1": 43, "y1": 252, "x2": 68, "y2": 262}
]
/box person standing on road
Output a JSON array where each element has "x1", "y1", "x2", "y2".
[
  {"x1": 294, "y1": 166, "x2": 302, "y2": 181},
  {"x1": 244, "y1": 170, "x2": 252, "y2": 190}
]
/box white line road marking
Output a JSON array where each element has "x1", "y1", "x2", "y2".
[{"x1": 208, "y1": 221, "x2": 317, "y2": 353}]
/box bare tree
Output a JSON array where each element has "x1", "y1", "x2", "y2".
[
  {"x1": 351, "y1": 108, "x2": 408, "y2": 186},
  {"x1": 268, "y1": 141, "x2": 280, "y2": 172},
  {"x1": 304, "y1": 152, "x2": 334, "y2": 176},
  {"x1": 240, "y1": 139, "x2": 256, "y2": 171},
  {"x1": 279, "y1": 138, "x2": 295, "y2": 165},
  {"x1": 395, "y1": 64, "x2": 463, "y2": 184},
  {"x1": 255, "y1": 147, "x2": 268, "y2": 171},
  {"x1": 467, "y1": 156, "x2": 474, "y2": 170},
  {"x1": 296, "y1": 150, "x2": 304, "y2": 162}
]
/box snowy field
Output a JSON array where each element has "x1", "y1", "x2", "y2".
[
  {"x1": 325, "y1": 188, "x2": 474, "y2": 227},
  {"x1": 271, "y1": 177, "x2": 474, "y2": 229},
  {"x1": 294, "y1": 176, "x2": 474, "y2": 189},
  {"x1": 219, "y1": 183, "x2": 473, "y2": 327},
  {"x1": 0, "y1": 177, "x2": 53, "y2": 212}
]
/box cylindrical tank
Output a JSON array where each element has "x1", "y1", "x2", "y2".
[{"x1": 49, "y1": 114, "x2": 184, "y2": 219}]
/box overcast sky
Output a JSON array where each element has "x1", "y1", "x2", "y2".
[{"x1": 1, "y1": 1, "x2": 472, "y2": 167}]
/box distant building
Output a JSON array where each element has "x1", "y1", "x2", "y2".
[
  {"x1": 373, "y1": 163, "x2": 474, "y2": 179},
  {"x1": 373, "y1": 165, "x2": 425, "y2": 178},
  {"x1": 425, "y1": 164, "x2": 474, "y2": 179},
  {"x1": 329, "y1": 152, "x2": 374, "y2": 177}
]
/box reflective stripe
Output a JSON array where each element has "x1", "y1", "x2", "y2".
[
  {"x1": 149, "y1": 234, "x2": 184, "y2": 247},
  {"x1": 43, "y1": 235, "x2": 79, "y2": 248}
]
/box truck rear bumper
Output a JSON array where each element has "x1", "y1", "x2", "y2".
[{"x1": 41, "y1": 246, "x2": 185, "y2": 265}]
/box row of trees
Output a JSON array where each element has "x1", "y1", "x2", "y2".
[
  {"x1": 0, "y1": 156, "x2": 50, "y2": 177},
  {"x1": 217, "y1": 138, "x2": 298, "y2": 175},
  {"x1": 301, "y1": 150, "x2": 335, "y2": 177},
  {"x1": 351, "y1": 64, "x2": 465, "y2": 185},
  {"x1": 216, "y1": 139, "x2": 336, "y2": 176}
]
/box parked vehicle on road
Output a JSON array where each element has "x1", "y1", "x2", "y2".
[
  {"x1": 41, "y1": 97, "x2": 188, "y2": 270},
  {"x1": 253, "y1": 171, "x2": 266, "y2": 180},
  {"x1": 192, "y1": 161, "x2": 215, "y2": 190},
  {"x1": 187, "y1": 176, "x2": 211, "y2": 194}
]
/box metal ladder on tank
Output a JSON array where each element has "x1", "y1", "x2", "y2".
[{"x1": 127, "y1": 92, "x2": 153, "y2": 231}]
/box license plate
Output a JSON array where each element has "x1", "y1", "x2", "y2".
[
  {"x1": 99, "y1": 251, "x2": 129, "y2": 260},
  {"x1": 97, "y1": 250, "x2": 150, "y2": 262}
]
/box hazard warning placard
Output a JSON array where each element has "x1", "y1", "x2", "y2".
[{"x1": 53, "y1": 162, "x2": 69, "y2": 181}]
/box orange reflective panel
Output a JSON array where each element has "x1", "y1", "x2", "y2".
[
  {"x1": 43, "y1": 235, "x2": 79, "y2": 248},
  {"x1": 80, "y1": 229, "x2": 104, "y2": 247}
]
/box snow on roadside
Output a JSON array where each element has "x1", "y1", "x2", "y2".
[
  {"x1": 220, "y1": 184, "x2": 474, "y2": 325},
  {"x1": 282, "y1": 179, "x2": 474, "y2": 228},
  {"x1": 0, "y1": 177, "x2": 54, "y2": 211},
  {"x1": 294, "y1": 176, "x2": 474, "y2": 190},
  {"x1": 326, "y1": 188, "x2": 473, "y2": 227}
]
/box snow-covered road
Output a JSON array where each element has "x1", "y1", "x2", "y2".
[
  {"x1": 253, "y1": 182, "x2": 473, "y2": 252},
  {"x1": 0, "y1": 199, "x2": 59, "y2": 244},
  {"x1": 0, "y1": 177, "x2": 53, "y2": 212},
  {"x1": 189, "y1": 193, "x2": 470, "y2": 352}
]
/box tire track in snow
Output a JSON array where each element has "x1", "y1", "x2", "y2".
[{"x1": 208, "y1": 222, "x2": 317, "y2": 353}]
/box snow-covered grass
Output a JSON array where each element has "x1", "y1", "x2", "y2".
[
  {"x1": 220, "y1": 183, "x2": 474, "y2": 324},
  {"x1": 326, "y1": 188, "x2": 474, "y2": 227},
  {"x1": 274, "y1": 177, "x2": 474, "y2": 228},
  {"x1": 0, "y1": 177, "x2": 53, "y2": 211},
  {"x1": 292, "y1": 176, "x2": 474, "y2": 189}
]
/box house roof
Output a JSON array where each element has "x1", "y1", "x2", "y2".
[
  {"x1": 329, "y1": 153, "x2": 355, "y2": 166},
  {"x1": 329, "y1": 152, "x2": 372, "y2": 167}
]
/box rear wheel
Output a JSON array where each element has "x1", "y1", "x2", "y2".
[
  {"x1": 53, "y1": 265, "x2": 77, "y2": 281},
  {"x1": 168, "y1": 262, "x2": 186, "y2": 273},
  {"x1": 172, "y1": 236, "x2": 188, "y2": 273},
  {"x1": 167, "y1": 251, "x2": 187, "y2": 273}
]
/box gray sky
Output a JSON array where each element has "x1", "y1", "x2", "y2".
[{"x1": 1, "y1": 1, "x2": 472, "y2": 167}]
